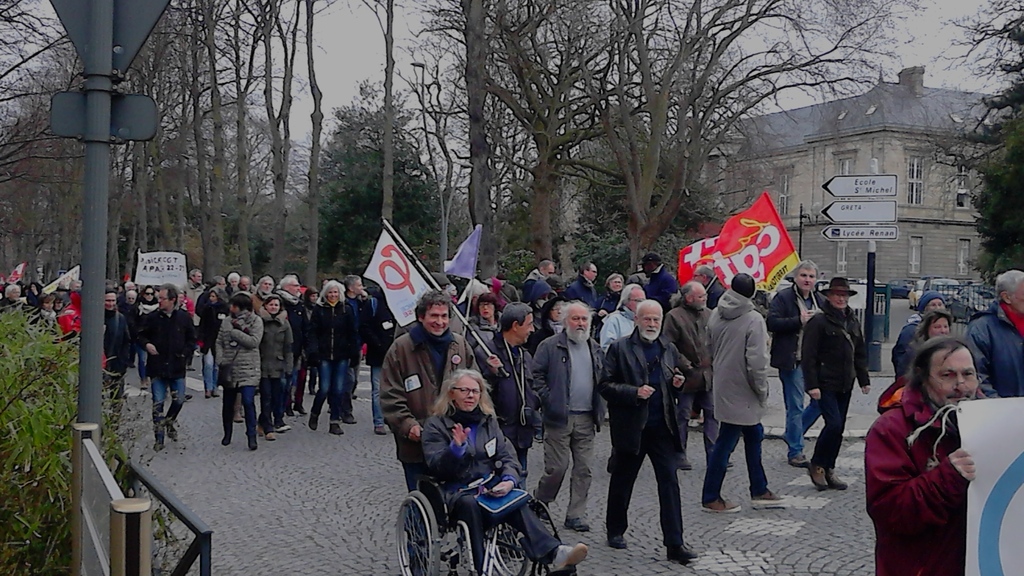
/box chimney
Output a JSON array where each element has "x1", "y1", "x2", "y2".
[{"x1": 898, "y1": 66, "x2": 925, "y2": 97}]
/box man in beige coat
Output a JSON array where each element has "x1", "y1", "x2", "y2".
[
  {"x1": 700, "y1": 273, "x2": 783, "y2": 513},
  {"x1": 380, "y1": 290, "x2": 477, "y2": 490}
]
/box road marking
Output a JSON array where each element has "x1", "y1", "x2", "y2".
[
  {"x1": 774, "y1": 495, "x2": 831, "y2": 509},
  {"x1": 690, "y1": 550, "x2": 773, "y2": 574}
]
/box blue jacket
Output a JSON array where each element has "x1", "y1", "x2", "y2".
[
  {"x1": 645, "y1": 266, "x2": 679, "y2": 312},
  {"x1": 564, "y1": 274, "x2": 599, "y2": 308},
  {"x1": 966, "y1": 301, "x2": 1024, "y2": 398}
]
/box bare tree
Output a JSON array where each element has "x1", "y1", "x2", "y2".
[
  {"x1": 305, "y1": 0, "x2": 327, "y2": 285},
  {"x1": 601, "y1": 0, "x2": 905, "y2": 265}
]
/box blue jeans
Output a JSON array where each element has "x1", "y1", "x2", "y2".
[
  {"x1": 677, "y1": 390, "x2": 719, "y2": 465},
  {"x1": 811, "y1": 390, "x2": 851, "y2": 470},
  {"x1": 313, "y1": 359, "x2": 351, "y2": 422},
  {"x1": 702, "y1": 422, "x2": 769, "y2": 504},
  {"x1": 202, "y1": 351, "x2": 219, "y2": 392},
  {"x1": 370, "y1": 365, "x2": 383, "y2": 427},
  {"x1": 151, "y1": 377, "x2": 186, "y2": 439},
  {"x1": 222, "y1": 385, "x2": 257, "y2": 441},
  {"x1": 135, "y1": 344, "x2": 148, "y2": 381},
  {"x1": 259, "y1": 376, "x2": 288, "y2": 430},
  {"x1": 779, "y1": 368, "x2": 822, "y2": 458}
]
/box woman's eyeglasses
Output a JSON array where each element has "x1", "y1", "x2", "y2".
[{"x1": 452, "y1": 387, "x2": 481, "y2": 396}]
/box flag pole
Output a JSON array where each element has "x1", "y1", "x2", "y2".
[{"x1": 381, "y1": 219, "x2": 495, "y2": 355}]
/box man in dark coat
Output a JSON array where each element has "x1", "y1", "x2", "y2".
[
  {"x1": 564, "y1": 262, "x2": 600, "y2": 309},
  {"x1": 474, "y1": 302, "x2": 539, "y2": 475},
  {"x1": 599, "y1": 300, "x2": 698, "y2": 565},
  {"x1": 136, "y1": 283, "x2": 197, "y2": 451},
  {"x1": 663, "y1": 281, "x2": 718, "y2": 470},
  {"x1": 532, "y1": 301, "x2": 605, "y2": 532},
  {"x1": 277, "y1": 275, "x2": 309, "y2": 414},
  {"x1": 766, "y1": 260, "x2": 826, "y2": 467},
  {"x1": 103, "y1": 289, "x2": 132, "y2": 399},
  {"x1": 640, "y1": 253, "x2": 679, "y2": 312},
  {"x1": 363, "y1": 284, "x2": 396, "y2": 434},
  {"x1": 801, "y1": 277, "x2": 871, "y2": 490},
  {"x1": 965, "y1": 269, "x2": 1024, "y2": 398},
  {"x1": 692, "y1": 265, "x2": 726, "y2": 310}
]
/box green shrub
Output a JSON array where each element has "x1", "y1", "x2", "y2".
[{"x1": 0, "y1": 310, "x2": 80, "y2": 575}]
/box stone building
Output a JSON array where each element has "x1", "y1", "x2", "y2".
[{"x1": 725, "y1": 67, "x2": 985, "y2": 282}]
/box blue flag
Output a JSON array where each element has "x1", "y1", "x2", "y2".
[{"x1": 444, "y1": 225, "x2": 482, "y2": 279}]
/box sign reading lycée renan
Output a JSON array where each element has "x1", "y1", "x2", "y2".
[{"x1": 821, "y1": 225, "x2": 899, "y2": 241}]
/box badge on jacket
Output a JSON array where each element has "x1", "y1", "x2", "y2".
[
  {"x1": 452, "y1": 354, "x2": 462, "y2": 365},
  {"x1": 485, "y1": 438, "x2": 496, "y2": 457},
  {"x1": 404, "y1": 374, "x2": 422, "y2": 392}
]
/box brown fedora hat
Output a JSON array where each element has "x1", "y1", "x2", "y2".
[{"x1": 820, "y1": 277, "x2": 858, "y2": 296}]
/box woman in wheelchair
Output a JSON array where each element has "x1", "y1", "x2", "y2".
[{"x1": 422, "y1": 369, "x2": 588, "y2": 574}]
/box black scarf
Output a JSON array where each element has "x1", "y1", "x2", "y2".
[
  {"x1": 412, "y1": 323, "x2": 454, "y2": 382},
  {"x1": 451, "y1": 406, "x2": 487, "y2": 427}
]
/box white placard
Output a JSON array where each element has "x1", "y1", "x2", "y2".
[
  {"x1": 134, "y1": 251, "x2": 187, "y2": 288},
  {"x1": 959, "y1": 397, "x2": 1024, "y2": 576}
]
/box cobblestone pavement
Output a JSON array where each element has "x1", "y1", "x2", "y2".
[{"x1": 125, "y1": 365, "x2": 878, "y2": 576}]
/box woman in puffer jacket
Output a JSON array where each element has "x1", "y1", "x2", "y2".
[{"x1": 216, "y1": 292, "x2": 264, "y2": 450}]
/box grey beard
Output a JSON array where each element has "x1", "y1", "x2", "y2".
[
  {"x1": 567, "y1": 328, "x2": 589, "y2": 344},
  {"x1": 639, "y1": 329, "x2": 660, "y2": 342}
]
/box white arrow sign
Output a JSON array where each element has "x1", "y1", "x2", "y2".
[
  {"x1": 821, "y1": 225, "x2": 899, "y2": 241},
  {"x1": 822, "y1": 174, "x2": 898, "y2": 197},
  {"x1": 821, "y1": 200, "x2": 897, "y2": 223}
]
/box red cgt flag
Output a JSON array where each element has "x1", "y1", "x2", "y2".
[
  {"x1": 8, "y1": 262, "x2": 26, "y2": 283},
  {"x1": 678, "y1": 192, "x2": 798, "y2": 291}
]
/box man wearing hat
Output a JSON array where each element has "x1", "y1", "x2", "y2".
[
  {"x1": 641, "y1": 253, "x2": 679, "y2": 312},
  {"x1": 800, "y1": 277, "x2": 871, "y2": 491}
]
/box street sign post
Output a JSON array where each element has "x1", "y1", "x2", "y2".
[
  {"x1": 48, "y1": 0, "x2": 169, "y2": 431},
  {"x1": 820, "y1": 200, "x2": 898, "y2": 224},
  {"x1": 821, "y1": 174, "x2": 898, "y2": 197},
  {"x1": 821, "y1": 225, "x2": 900, "y2": 241},
  {"x1": 821, "y1": 172, "x2": 900, "y2": 373}
]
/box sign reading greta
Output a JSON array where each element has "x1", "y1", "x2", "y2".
[{"x1": 134, "y1": 251, "x2": 187, "y2": 288}]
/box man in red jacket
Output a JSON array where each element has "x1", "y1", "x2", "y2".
[{"x1": 865, "y1": 336, "x2": 981, "y2": 576}]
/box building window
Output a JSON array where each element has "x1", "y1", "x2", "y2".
[
  {"x1": 908, "y1": 157, "x2": 924, "y2": 205},
  {"x1": 838, "y1": 157, "x2": 852, "y2": 176},
  {"x1": 837, "y1": 241, "x2": 848, "y2": 275},
  {"x1": 956, "y1": 165, "x2": 970, "y2": 208},
  {"x1": 958, "y1": 239, "x2": 971, "y2": 276},
  {"x1": 910, "y1": 236, "x2": 923, "y2": 274},
  {"x1": 778, "y1": 173, "x2": 790, "y2": 215}
]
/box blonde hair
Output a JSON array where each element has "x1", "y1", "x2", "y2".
[{"x1": 431, "y1": 369, "x2": 496, "y2": 417}]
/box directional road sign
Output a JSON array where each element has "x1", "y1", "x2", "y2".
[
  {"x1": 822, "y1": 174, "x2": 898, "y2": 197},
  {"x1": 821, "y1": 225, "x2": 899, "y2": 241},
  {"x1": 821, "y1": 200, "x2": 897, "y2": 224},
  {"x1": 51, "y1": 92, "x2": 158, "y2": 141}
]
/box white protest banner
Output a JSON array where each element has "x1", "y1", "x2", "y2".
[
  {"x1": 960, "y1": 397, "x2": 1024, "y2": 576},
  {"x1": 135, "y1": 251, "x2": 188, "y2": 288},
  {"x1": 42, "y1": 265, "x2": 80, "y2": 294},
  {"x1": 363, "y1": 228, "x2": 431, "y2": 326}
]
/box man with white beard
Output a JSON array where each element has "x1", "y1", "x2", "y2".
[
  {"x1": 532, "y1": 301, "x2": 605, "y2": 533},
  {"x1": 599, "y1": 300, "x2": 698, "y2": 565}
]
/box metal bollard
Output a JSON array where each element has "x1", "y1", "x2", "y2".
[
  {"x1": 72, "y1": 422, "x2": 100, "y2": 576},
  {"x1": 110, "y1": 498, "x2": 153, "y2": 576}
]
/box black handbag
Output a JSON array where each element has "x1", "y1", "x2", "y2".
[{"x1": 217, "y1": 347, "x2": 241, "y2": 388}]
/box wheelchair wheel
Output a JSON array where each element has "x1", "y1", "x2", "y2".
[
  {"x1": 488, "y1": 523, "x2": 530, "y2": 576},
  {"x1": 396, "y1": 490, "x2": 440, "y2": 576}
]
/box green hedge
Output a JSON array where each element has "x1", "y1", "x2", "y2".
[{"x1": 0, "y1": 310, "x2": 80, "y2": 574}]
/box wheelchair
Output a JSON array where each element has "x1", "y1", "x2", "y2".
[{"x1": 396, "y1": 477, "x2": 575, "y2": 576}]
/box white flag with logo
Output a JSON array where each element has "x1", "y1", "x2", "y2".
[{"x1": 363, "y1": 228, "x2": 431, "y2": 326}]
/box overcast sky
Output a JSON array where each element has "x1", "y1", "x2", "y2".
[{"x1": 298, "y1": 0, "x2": 991, "y2": 139}]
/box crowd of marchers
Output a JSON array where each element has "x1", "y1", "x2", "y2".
[{"x1": 4, "y1": 258, "x2": 1024, "y2": 575}]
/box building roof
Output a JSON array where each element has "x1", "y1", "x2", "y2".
[{"x1": 738, "y1": 71, "x2": 987, "y2": 155}]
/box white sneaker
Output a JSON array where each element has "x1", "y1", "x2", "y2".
[
  {"x1": 276, "y1": 424, "x2": 292, "y2": 432},
  {"x1": 552, "y1": 543, "x2": 588, "y2": 569}
]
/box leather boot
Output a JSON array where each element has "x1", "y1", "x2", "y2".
[
  {"x1": 808, "y1": 465, "x2": 828, "y2": 491},
  {"x1": 825, "y1": 468, "x2": 848, "y2": 490}
]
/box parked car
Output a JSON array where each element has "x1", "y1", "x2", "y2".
[
  {"x1": 949, "y1": 285, "x2": 997, "y2": 323},
  {"x1": 909, "y1": 277, "x2": 961, "y2": 309},
  {"x1": 887, "y1": 279, "x2": 915, "y2": 299}
]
